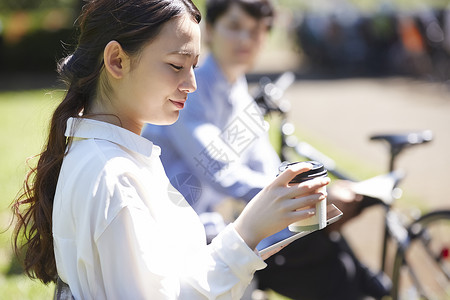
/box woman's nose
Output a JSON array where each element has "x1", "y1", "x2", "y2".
[{"x1": 179, "y1": 68, "x2": 197, "y2": 93}]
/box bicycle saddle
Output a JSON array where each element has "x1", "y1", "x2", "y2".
[{"x1": 370, "y1": 130, "x2": 433, "y2": 153}]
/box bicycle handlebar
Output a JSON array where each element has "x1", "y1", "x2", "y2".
[
  {"x1": 254, "y1": 71, "x2": 296, "y2": 115},
  {"x1": 293, "y1": 140, "x2": 355, "y2": 181}
]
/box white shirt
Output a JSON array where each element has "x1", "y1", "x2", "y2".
[{"x1": 52, "y1": 117, "x2": 266, "y2": 299}]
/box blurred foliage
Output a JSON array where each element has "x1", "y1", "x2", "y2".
[
  {"x1": 1, "y1": 0, "x2": 450, "y2": 74},
  {"x1": 0, "y1": 0, "x2": 79, "y2": 12},
  {"x1": 278, "y1": 0, "x2": 450, "y2": 11},
  {"x1": 0, "y1": 0, "x2": 79, "y2": 73}
]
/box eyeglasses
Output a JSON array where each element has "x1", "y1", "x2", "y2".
[{"x1": 216, "y1": 20, "x2": 270, "y2": 41}]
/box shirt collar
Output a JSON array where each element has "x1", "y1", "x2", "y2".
[
  {"x1": 65, "y1": 117, "x2": 157, "y2": 157},
  {"x1": 203, "y1": 54, "x2": 248, "y2": 106}
]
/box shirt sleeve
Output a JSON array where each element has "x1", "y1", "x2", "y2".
[{"x1": 97, "y1": 206, "x2": 266, "y2": 299}]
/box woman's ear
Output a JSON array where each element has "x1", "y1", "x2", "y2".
[{"x1": 103, "y1": 40, "x2": 130, "y2": 79}]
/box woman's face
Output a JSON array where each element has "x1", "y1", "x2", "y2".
[
  {"x1": 114, "y1": 14, "x2": 201, "y2": 133},
  {"x1": 207, "y1": 3, "x2": 270, "y2": 81}
]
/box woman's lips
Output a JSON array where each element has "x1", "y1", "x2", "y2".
[{"x1": 170, "y1": 99, "x2": 185, "y2": 109}]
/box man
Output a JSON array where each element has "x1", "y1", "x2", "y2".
[{"x1": 143, "y1": 0, "x2": 390, "y2": 299}]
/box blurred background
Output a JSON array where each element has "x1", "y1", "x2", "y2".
[
  {"x1": 1, "y1": 0, "x2": 449, "y2": 299},
  {"x1": 2, "y1": 0, "x2": 450, "y2": 81}
]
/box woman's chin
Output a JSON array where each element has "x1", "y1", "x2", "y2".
[{"x1": 149, "y1": 113, "x2": 180, "y2": 126}]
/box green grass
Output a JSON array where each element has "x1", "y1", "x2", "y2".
[{"x1": 0, "y1": 89, "x2": 61, "y2": 299}]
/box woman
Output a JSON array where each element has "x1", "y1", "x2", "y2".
[{"x1": 12, "y1": 0, "x2": 329, "y2": 298}]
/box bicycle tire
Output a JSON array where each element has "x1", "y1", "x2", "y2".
[{"x1": 391, "y1": 209, "x2": 450, "y2": 300}]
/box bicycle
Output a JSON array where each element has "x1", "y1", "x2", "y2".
[{"x1": 252, "y1": 72, "x2": 450, "y2": 300}]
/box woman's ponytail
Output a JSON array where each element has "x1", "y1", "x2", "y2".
[
  {"x1": 11, "y1": 29, "x2": 102, "y2": 284},
  {"x1": 11, "y1": 0, "x2": 201, "y2": 284},
  {"x1": 11, "y1": 54, "x2": 94, "y2": 283}
]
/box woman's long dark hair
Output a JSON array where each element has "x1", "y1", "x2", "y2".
[{"x1": 12, "y1": 0, "x2": 201, "y2": 284}]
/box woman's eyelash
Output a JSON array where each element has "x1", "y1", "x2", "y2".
[
  {"x1": 170, "y1": 64, "x2": 198, "y2": 70},
  {"x1": 170, "y1": 64, "x2": 183, "y2": 70}
]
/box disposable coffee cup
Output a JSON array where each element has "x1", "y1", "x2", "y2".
[{"x1": 279, "y1": 161, "x2": 328, "y2": 232}]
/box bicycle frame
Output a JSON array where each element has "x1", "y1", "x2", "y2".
[
  {"x1": 253, "y1": 72, "x2": 450, "y2": 300},
  {"x1": 391, "y1": 210, "x2": 450, "y2": 299}
]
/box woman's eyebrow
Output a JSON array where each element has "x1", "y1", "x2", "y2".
[{"x1": 168, "y1": 50, "x2": 199, "y2": 57}]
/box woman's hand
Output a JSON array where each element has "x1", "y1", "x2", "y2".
[{"x1": 233, "y1": 162, "x2": 330, "y2": 250}]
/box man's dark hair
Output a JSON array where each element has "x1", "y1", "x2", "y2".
[{"x1": 206, "y1": 0, "x2": 274, "y2": 27}]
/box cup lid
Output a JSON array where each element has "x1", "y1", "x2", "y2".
[{"x1": 284, "y1": 161, "x2": 327, "y2": 183}]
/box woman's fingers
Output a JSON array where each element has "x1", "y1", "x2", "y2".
[
  {"x1": 284, "y1": 177, "x2": 330, "y2": 200},
  {"x1": 274, "y1": 162, "x2": 313, "y2": 186},
  {"x1": 236, "y1": 162, "x2": 331, "y2": 249},
  {"x1": 290, "y1": 207, "x2": 316, "y2": 221},
  {"x1": 284, "y1": 192, "x2": 326, "y2": 212}
]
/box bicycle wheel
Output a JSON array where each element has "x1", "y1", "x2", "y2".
[{"x1": 392, "y1": 210, "x2": 450, "y2": 300}]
